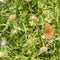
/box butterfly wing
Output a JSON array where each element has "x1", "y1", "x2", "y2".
[{"x1": 44, "y1": 21, "x2": 53, "y2": 39}]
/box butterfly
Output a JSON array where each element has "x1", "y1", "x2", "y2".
[{"x1": 44, "y1": 21, "x2": 53, "y2": 39}]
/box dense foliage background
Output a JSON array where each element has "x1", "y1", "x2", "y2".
[{"x1": 0, "y1": 0, "x2": 60, "y2": 60}]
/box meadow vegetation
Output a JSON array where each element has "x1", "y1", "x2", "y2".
[{"x1": 0, "y1": 0, "x2": 60, "y2": 60}]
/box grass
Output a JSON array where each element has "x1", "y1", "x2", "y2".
[{"x1": 0, "y1": 0, "x2": 60, "y2": 60}]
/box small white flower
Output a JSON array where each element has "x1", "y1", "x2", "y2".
[
  {"x1": 30, "y1": 14, "x2": 37, "y2": 20},
  {"x1": 0, "y1": 51, "x2": 4, "y2": 57},
  {"x1": 0, "y1": 0, "x2": 4, "y2": 2},
  {"x1": 9, "y1": 14, "x2": 16, "y2": 20},
  {"x1": 15, "y1": 55, "x2": 19, "y2": 59},
  {"x1": 12, "y1": 29, "x2": 18, "y2": 35},
  {"x1": 25, "y1": 0, "x2": 31, "y2": 2},
  {"x1": 40, "y1": 46, "x2": 48, "y2": 54}
]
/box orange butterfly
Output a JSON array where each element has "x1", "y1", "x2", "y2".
[{"x1": 44, "y1": 21, "x2": 53, "y2": 39}]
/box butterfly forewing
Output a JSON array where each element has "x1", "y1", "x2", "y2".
[{"x1": 44, "y1": 21, "x2": 53, "y2": 39}]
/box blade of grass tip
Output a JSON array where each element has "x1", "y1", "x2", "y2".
[
  {"x1": 52, "y1": 0, "x2": 54, "y2": 8},
  {"x1": 38, "y1": 0, "x2": 45, "y2": 46},
  {"x1": 0, "y1": 20, "x2": 10, "y2": 36},
  {"x1": 2, "y1": 19, "x2": 10, "y2": 33},
  {"x1": 37, "y1": 1, "x2": 43, "y2": 45},
  {"x1": 52, "y1": 0, "x2": 59, "y2": 37},
  {"x1": 0, "y1": 24, "x2": 6, "y2": 26},
  {"x1": 41, "y1": 16, "x2": 45, "y2": 46},
  {"x1": 23, "y1": 23, "x2": 28, "y2": 40},
  {"x1": 13, "y1": 26, "x2": 24, "y2": 32},
  {"x1": 56, "y1": 10, "x2": 59, "y2": 32},
  {"x1": 0, "y1": 24, "x2": 7, "y2": 36},
  {"x1": 56, "y1": 9, "x2": 60, "y2": 38}
]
